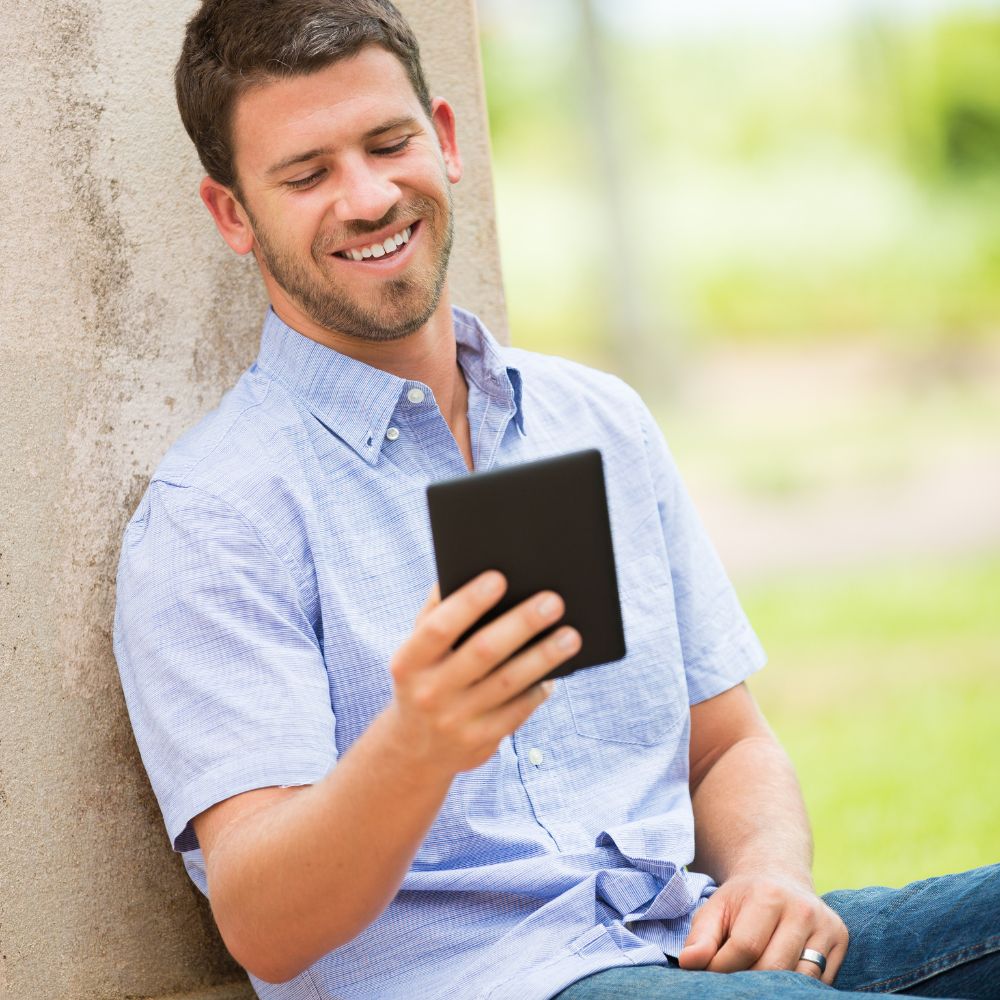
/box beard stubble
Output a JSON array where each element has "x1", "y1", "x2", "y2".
[{"x1": 247, "y1": 191, "x2": 454, "y2": 344}]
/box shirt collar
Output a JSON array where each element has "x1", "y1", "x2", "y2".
[
  {"x1": 254, "y1": 306, "x2": 525, "y2": 465},
  {"x1": 452, "y1": 307, "x2": 525, "y2": 437}
]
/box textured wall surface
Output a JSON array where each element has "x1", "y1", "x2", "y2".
[{"x1": 0, "y1": 1, "x2": 503, "y2": 997}]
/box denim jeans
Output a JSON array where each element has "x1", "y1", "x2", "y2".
[{"x1": 554, "y1": 865, "x2": 1000, "y2": 999}]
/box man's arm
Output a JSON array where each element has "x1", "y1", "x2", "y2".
[
  {"x1": 195, "y1": 572, "x2": 580, "y2": 984},
  {"x1": 678, "y1": 683, "x2": 848, "y2": 984}
]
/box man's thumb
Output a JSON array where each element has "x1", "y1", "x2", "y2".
[{"x1": 678, "y1": 911, "x2": 723, "y2": 970}]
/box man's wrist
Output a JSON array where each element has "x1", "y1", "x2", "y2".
[
  {"x1": 722, "y1": 864, "x2": 815, "y2": 895},
  {"x1": 365, "y1": 705, "x2": 459, "y2": 794}
]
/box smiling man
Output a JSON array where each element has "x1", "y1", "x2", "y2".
[
  {"x1": 113, "y1": 2, "x2": 999, "y2": 999},
  {"x1": 217, "y1": 57, "x2": 457, "y2": 346}
]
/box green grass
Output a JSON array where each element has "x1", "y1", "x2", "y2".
[{"x1": 742, "y1": 555, "x2": 1000, "y2": 892}]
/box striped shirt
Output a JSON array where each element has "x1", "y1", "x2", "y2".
[{"x1": 114, "y1": 306, "x2": 765, "y2": 1000}]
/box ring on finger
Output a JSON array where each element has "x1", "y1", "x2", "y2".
[{"x1": 799, "y1": 948, "x2": 827, "y2": 975}]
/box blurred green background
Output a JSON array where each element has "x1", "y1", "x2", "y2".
[{"x1": 476, "y1": 0, "x2": 999, "y2": 892}]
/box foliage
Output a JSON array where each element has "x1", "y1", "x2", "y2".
[
  {"x1": 480, "y1": 7, "x2": 1000, "y2": 355},
  {"x1": 860, "y1": 12, "x2": 1000, "y2": 182}
]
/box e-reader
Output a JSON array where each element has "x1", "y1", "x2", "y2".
[{"x1": 426, "y1": 448, "x2": 626, "y2": 679}]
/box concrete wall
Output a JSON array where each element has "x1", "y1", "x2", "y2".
[{"x1": 0, "y1": 2, "x2": 503, "y2": 997}]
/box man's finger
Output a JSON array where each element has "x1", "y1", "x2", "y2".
[
  {"x1": 451, "y1": 590, "x2": 566, "y2": 687},
  {"x1": 705, "y1": 895, "x2": 783, "y2": 973},
  {"x1": 477, "y1": 677, "x2": 555, "y2": 749},
  {"x1": 414, "y1": 583, "x2": 441, "y2": 625},
  {"x1": 678, "y1": 899, "x2": 726, "y2": 970},
  {"x1": 795, "y1": 938, "x2": 844, "y2": 986},
  {"x1": 752, "y1": 915, "x2": 813, "y2": 973},
  {"x1": 464, "y1": 625, "x2": 580, "y2": 714},
  {"x1": 395, "y1": 571, "x2": 506, "y2": 673}
]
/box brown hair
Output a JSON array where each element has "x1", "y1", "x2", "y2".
[{"x1": 175, "y1": 0, "x2": 433, "y2": 191}]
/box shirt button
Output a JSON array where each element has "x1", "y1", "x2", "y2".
[
  {"x1": 385, "y1": 427, "x2": 400, "y2": 441},
  {"x1": 406, "y1": 387, "x2": 425, "y2": 404},
  {"x1": 527, "y1": 748, "x2": 544, "y2": 767}
]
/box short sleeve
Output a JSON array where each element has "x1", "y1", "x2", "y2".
[
  {"x1": 637, "y1": 402, "x2": 767, "y2": 704},
  {"x1": 113, "y1": 481, "x2": 336, "y2": 852}
]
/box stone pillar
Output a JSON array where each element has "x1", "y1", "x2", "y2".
[{"x1": 0, "y1": 1, "x2": 503, "y2": 997}]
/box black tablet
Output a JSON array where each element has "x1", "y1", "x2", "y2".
[{"x1": 426, "y1": 448, "x2": 626, "y2": 680}]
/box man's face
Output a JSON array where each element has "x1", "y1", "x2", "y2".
[{"x1": 228, "y1": 46, "x2": 461, "y2": 343}]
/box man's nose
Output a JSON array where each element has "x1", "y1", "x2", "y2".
[{"x1": 332, "y1": 157, "x2": 401, "y2": 223}]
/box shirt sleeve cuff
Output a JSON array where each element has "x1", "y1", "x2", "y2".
[
  {"x1": 685, "y1": 625, "x2": 768, "y2": 706},
  {"x1": 164, "y1": 744, "x2": 337, "y2": 852}
]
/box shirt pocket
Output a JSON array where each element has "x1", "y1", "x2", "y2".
[{"x1": 564, "y1": 552, "x2": 687, "y2": 746}]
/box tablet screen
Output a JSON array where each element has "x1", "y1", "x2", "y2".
[{"x1": 426, "y1": 449, "x2": 625, "y2": 679}]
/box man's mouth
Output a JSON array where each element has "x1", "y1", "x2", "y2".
[{"x1": 333, "y1": 222, "x2": 417, "y2": 262}]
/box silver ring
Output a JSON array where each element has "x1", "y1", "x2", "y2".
[{"x1": 800, "y1": 948, "x2": 827, "y2": 974}]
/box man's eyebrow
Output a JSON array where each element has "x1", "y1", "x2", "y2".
[
  {"x1": 265, "y1": 116, "x2": 422, "y2": 177},
  {"x1": 363, "y1": 115, "x2": 420, "y2": 140},
  {"x1": 266, "y1": 146, "x2": 335, "y2": 177}
]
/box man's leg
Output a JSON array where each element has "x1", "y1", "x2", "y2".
[
  {"x1": 825, "y1": 863, "x2": 1000, "y2": 997},
  {"x1": 555, "y1": 964, "x2": 842, "y2": 999},
  {"x1": 556, "y1": 865, "x2": 1000, "y2": 999}
]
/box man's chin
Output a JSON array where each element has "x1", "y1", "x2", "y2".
[
  {"x1": 301, "y1": 278, "x2": 445, "y2": 344},
  {"x1": 301, "y1": 297, "x2": 440, "y2": 345},
  {"x1": 258, "y1": 242, "x2": 448, "y2": 344}
]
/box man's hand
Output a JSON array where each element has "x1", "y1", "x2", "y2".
[
  {"x1": 679, "y1": 873, "x2": 848, "y2": 984},
  {"x1": 384, "y1": 570, "x2": 581, "y2": 776},
  {"x1": 191, "y1": 570, "x2": 579, "y2": 983}
]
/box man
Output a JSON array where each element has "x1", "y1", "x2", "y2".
[{"x1": 113, "y1": 2, "x2": 998, "y2": 998}]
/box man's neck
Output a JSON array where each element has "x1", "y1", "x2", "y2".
[{"x1": 270, "y1": 289, "x2": 473, "y2": 469}]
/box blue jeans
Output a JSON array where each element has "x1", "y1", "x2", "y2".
[{"x1": 554, "y1": 865, "x2": 1000, "y2": 999}]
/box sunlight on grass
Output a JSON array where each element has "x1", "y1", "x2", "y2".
[{"x1": 742, "y1": 555, "x2": 1000, "y2": 892}]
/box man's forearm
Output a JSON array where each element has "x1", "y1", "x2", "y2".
[
  {"x1": 681, "y1": 687, "x2": 846, "y2": 977},
  {"x1": 208, "y1": 710, "x2": 453, "y2": 983},
  {"x1": 689, "y1": 733, "x2": 814, "y2": 889},
  {"x1": 202, "y1": 576, "x2": 572, "y2": 985}
]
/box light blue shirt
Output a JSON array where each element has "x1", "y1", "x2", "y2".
[{"x1": 114, "y1": 306, "x2": 766, "y2": 1000}]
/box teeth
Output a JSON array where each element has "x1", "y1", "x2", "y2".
[{"x1": 338, "y1": 225, "x2": 414, "y2": 260}]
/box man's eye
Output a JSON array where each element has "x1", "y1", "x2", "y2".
[
  {"x1": 373, "y1": 137, "x2": 411, "y2": 156},
  {"x1": 285, "y1": 170, "x2": 324, "y2": 190}
]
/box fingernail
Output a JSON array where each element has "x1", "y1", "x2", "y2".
[
  {"x1": 554, "y1": 627, "x2": 578, "y2": 650},
  {"x1": 536, "y1": 594, "x2": 560, "y2": 618},
  {"x1": 541, "y1": 680, "x2": 555, "y2": 695},
  {"x1": 478, "y1": 571, "x2": 502, "y2": 596}
]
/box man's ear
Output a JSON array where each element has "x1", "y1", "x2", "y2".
[
  {"x1": 430, "y1": 98, "x2": 463, "y2": 185},
  {"x1": 200, "y1": 176, "x2": 256, "y2": 255}
]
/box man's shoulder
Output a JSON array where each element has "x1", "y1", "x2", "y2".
[
  {"x1": 500, "y1": 342, "x2": 647, "y2": 430},
  {"x1": 119, "y1": 366, "x2": 323, "y2": 606},
  {"x1": 506, "y1": 340, "x2": 637, "y2": 393},
  {"x1": 139, "y1": 366, "x2": 315, "y2": 536},
  {"x1": 154, "y1": 368, "x2": 295, "y2": 487},
  {"x1": 456, "y1": 306, "x2": 638, "y2": 401}
]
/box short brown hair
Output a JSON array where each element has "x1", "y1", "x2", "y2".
[{"x1": 175, "y1": 0, "x2": 433, "y2": 190}]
